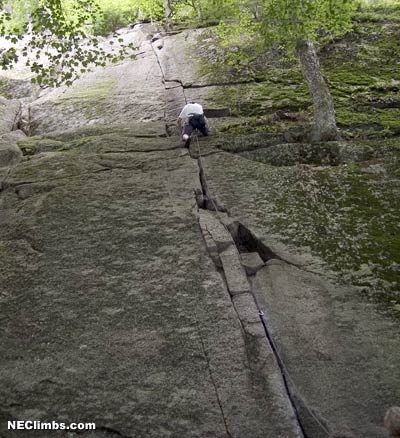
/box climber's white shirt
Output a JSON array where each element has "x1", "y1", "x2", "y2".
[{"x1": 178, "y1": 103, "x2": 204, "y2": 119}]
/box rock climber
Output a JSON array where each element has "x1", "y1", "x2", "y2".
[{"x1": 177, "y1": 101, "x2": 209, "y2": 147}]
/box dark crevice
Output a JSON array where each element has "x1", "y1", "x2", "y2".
[
  {"x1": 193, "y1": 198, "x2": 306, "y2": 437},
  {"x1": 182, "y1": 79, "x2": 258, "y2": 89},
  {"x1": 94, "y1": 167, "x2": 113, "y2": 172},
  {"x1": 193, "y1": 315, "x2": 233, "y2": 438},
  {"x1": 165, "y1": 79, "x2": 184, "y2": 88},
  {"x1": 257, "y1": 307, "x2": 309, "y2": 438},
  {"x1": 0, "y1": 168, "x2": 11, "y2": 194},
  {"x1": 165, "y1": 83, "x2": 183, "y2": 90},
  {"x1": 234, "y1": 223, "x2": 282, "y2": 262},
  {"x1": 196, "y1": 156, "x2": 280, "y2": 263},
  {"x1": 192, "y1": 155, "x2": 309, "y2": 436},
  {"x1": 197, "y1": 158, "x2": 227, "y2": 212},
  {"x1": 230, "y1": 217, "x2": 326, "y2": 276},
  {"x1": 102, "y1": 145, "x2": 181, "y2": 154},
  {"x1": 14, "y1": 102, "x2": 23, "y2": 132}
]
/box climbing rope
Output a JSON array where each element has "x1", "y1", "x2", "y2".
[{"x1": 193, "y1": 131, "x2": 334, "y2": 438}]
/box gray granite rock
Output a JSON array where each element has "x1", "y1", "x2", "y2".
[
  {"x1": 0, "y1": 141, "x2": 22, "y2": 167},
  {"x1": 2, "y1": 21, "x2": 399, "y2": 438},
  {"x1": 253, "y1": 261, "x2": 400, "y2": 438},
  {"x1": 200, "y1": 150, "x2": 400, "y2": 437},
  {"x1": 0, "y1": 24, "x2": 304, "y2": 437},
  {"x1": 240, "y1": 141, "x2": 377, "y2": 166},
  {"x1": 240, "y1": 252, "x2": 265, "y2": 275},
  {"x1": 0, "y1": 129, "x2": 25, "y2": 168},
  {"x1": 0, "y1": 127, "x2": 302, "y2": 438},
  {"x1": 198, "y1": 209, "x2": 234, "y2": 252},
  {"x1": 23, "y1": 40, "x2": 165, "y2": 135},
  {"x1": 220, "y1": 245, "x2": 251, "y2": 296},
  {"x1": 0, "y1": 97, "x2": 20, "y2": 134}
]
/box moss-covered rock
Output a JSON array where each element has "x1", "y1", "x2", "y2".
[
  {"x1": 0, "y1": 76, "x2": 38, "y2": 99},
  {"x1": 209, "y1": 78, "x2": 311, "y2": 117},
  {"x1": 239, "y1": 141, "x2": 380, "y2": 166},
  {"x1": 193, "y1": 18, "x2": 400, "y2": 142},
  {"x1": 0, "y1": 142, "x2": 23, "y2": 167},
  {"x1": 203, "y1": 151, "x2": 400, "y2": 315},
  {"x1": 17, "y1": 138, "x2": 65, "y2": 156},
  {"x1": 321, "y1": 22, "x2": 400, "y2": 138}
]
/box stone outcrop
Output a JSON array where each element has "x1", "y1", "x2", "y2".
[
  {"x1": 0, "y1": 96, "x2": 20, "y2": 134},
  {"x1": 200, "y1": 150, "x2": 400, "y2": 437},
  {"x1": 239, "y1": 141, "x2": 377, "y2": 166},
  {"x1": 0, "y1": 25, "x2": 303, "y2": 438},
  {"x1": 0, "y1": 22, "x2": 399, "y2": 438},
  {"x1": 0, "y1": 97, "x2": 24, "y2": 168}
]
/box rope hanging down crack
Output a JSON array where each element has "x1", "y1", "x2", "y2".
[{"x1": 194, "y1": 132, "x2": 334, "y2": 438}]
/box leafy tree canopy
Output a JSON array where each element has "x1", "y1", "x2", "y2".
[
  {"x1": 2, "y1": 0, "x2": 397, "y2": 89},
  {"x1": 217, "y1": 0, "x2": 357, "y2": 57},
  {"x1": 135, "y1": 0, "x2": 165, "y2": 21},
  {"x1": 0, "y1": 0, "x2": 136, "y2": 87},
  {"x1": 260, "y1": 0, "x2": 355, "y2": 50}
]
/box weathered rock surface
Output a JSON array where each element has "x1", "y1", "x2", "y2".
[
  {"x1": 200, "y1": 151, "x2": 400, "y2": 437},
  {"x1": 253, "y1": 260, "x2": 400, "y2": 438},
  {"x1": 0, "y1": 25, "x2": 304, "y2": 438},
  {"x1": 240, "y1": 252, "x2": 264, "y2": 275},
  {"x1": 155, "y1": 29, "x2": 212, "y2": 87},
  {"x1": 19, "y1": 26, "x2": 165, "y2": 136},
  {"x1": 201, "y1": 150, "x2": 399, "y2": 306},
  {"x1": 0, "y1": 124, "x2": 305, "y2": 438},
  {"x1": 0, "y1": 76, "x2": 39, "y2": 99},
  {"x1": 0, "y1": 141, "x2": 23, "y2": 167},
  {"x1": 1, "y1": 20, "x2": 399, "y2": 438},
  {"x1": 0, "y1": 96, "x2": 20, "y2": 134},
  {"x1": 0, "y1": 98, "x2": 23, "y2": 167},
  {"x1": 239, "y1": 141, "x2": 377, "y2": 166}
]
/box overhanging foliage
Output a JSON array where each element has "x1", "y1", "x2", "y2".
[{"x1": 0, "y1": 0, "x2": 136, "y2": 87}]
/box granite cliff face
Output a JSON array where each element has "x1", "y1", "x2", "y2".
[{"x1": 0, "y1": 23, "x2": 399, "y2": 438}]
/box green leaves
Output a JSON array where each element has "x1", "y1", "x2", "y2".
[
  {"x1": 215, "y1": 0, "x2": 357, "y2": 57},
  {"x1": 260, "y1": 0, "x2": 356, "y2": 51},
  {"x1": 0, "y1": 0, "x2": 137, "y2": 87},
  {"x1": 135, "y1": 0, "x2": 165, "y2": 21}
]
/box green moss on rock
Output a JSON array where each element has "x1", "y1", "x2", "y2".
[
  {"x1": 203, "y1": 152, "x2": 400, "y2": 315},
  {"x1": 198, "y1": 18, "x2": 400, "y2": 143},
  {"x1": 56, "y1": 79, "x2": 116, "y2": 120},
  {"x1": 17, "y1": 138, "x2": 65, "y2": 155}
]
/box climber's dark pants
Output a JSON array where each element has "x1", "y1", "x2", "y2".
[{"x1": 183, "y1": 114, "x2": 209, "y2": 137}]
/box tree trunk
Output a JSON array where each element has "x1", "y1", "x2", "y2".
[
  {"x1": 164, "y1": 0, "x2": 172, "y2": 30},
  {"x1": 296, "y1": 39, "x2": 339, "y2": 143},
  {"x1": 196, "y1": 0, "x2": 202, "y2": 22}
]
